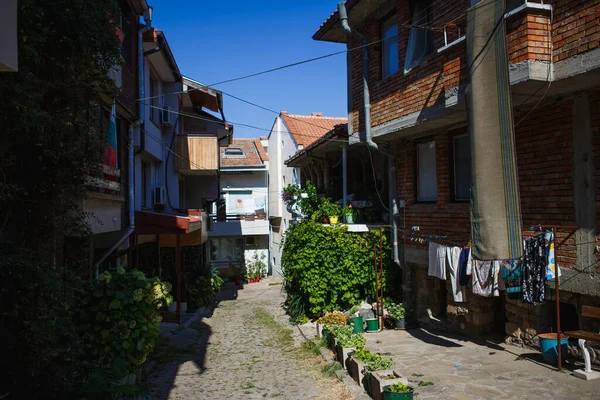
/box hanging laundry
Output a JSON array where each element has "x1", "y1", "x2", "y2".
[
  {"x1": 501, "y1": 259, "x2": 522, "y2": 300},
  {"x1": 458, "y1": 247, "x2": 472, "y2": 287},
  {"x1": 446, "y1": 246, "x2": 465, "y2": 302},
  {"x1": 544, "y1": 231, "x2": 560, "y2": 281},
  {"x1": 522, "y1": 235, "x2": 547, "y2": 304},
  {"x1": 428, "y1": 242, "x2": 447, "y2": 280},
  {"x1": 472, "y1": 260, "x2": 501, "y2": 297}
]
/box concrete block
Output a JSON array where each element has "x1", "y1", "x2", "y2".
[{"x1": 573, "y1": 369, "x2": 600, "y2": 380}]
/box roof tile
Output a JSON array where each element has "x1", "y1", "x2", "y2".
[
  {"x1": 281, "y1": 112, "x2": 347, "y2": 147},
  {"x1": 220, "y1": 138, "x2": 265, "y2": 167}
]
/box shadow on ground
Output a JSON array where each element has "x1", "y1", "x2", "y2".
[{"x1": 145, "y1": 282, "x2": 239, "y2": 399}]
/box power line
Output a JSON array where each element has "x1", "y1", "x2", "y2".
[{"x1": 149, "y1": 104, "x2": 349, "y2": 144}]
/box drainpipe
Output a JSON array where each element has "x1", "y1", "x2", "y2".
[
  {"x1": 338, "y1": 2, "x2": 412, "y2": 310},
  {"x1": 136, "y1": 10, "x2": 154, "y2": 155},
  {"x1": 94, "y1": 9, "x2": 153, "y2": 277}
]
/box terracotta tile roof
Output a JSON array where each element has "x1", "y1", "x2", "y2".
[
  {"x1": 253, "y1": 138, "x2": 269, "y2": 162},
  {"x1": 281, "y1": 112, "x2": 347, "y2": 147},
  {"x1": 220, "y1": 138, "x2": 266, "y2": 167}
]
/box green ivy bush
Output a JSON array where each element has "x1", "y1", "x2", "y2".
[
  {"x1": 281, "y1": 221, "x2": 390, "y2": 322},
  {"x1": 83, "y1": 268, "x2": 172, "y2": 376}
]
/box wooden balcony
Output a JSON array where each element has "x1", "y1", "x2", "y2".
[{"x1": 175, "y1": 136, "x2": 219, "y2": 174}]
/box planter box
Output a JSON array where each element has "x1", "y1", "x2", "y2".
[
  {"x1": 335, "y1": 345, "x2": 356, "y2": 370},
  {"x1": 347, "y1": 357, "x2": 367, "y2": 387},
  {"x1": 328, "y1": 333, "x2": 337, "y2": 351},
  {"x1": 369, "y1": 370, "x2": 408, "y2": 400}
]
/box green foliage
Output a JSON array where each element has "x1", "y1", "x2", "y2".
[
  {"x1": 351, "y1": 347, "x2": 393, "y2": 371},
  {"x1": 83, "y1": 269, "x2": 172, "y2": 378},
  {"x1": 386, "y1": 382, "x2": 412, "y2": 393},
  {"x1": 386, "y1": 300, "x2": 406, "y2": 320},
  {"x1": 281, "y1": 221, "x2": 390, "y2": 321},
  {"x1": 188, "y1": 277, "x2": 212, "y2": 309},
  {"x1": 0, "y1": 246, "x2": 88, "y2": 398},
  {"x1": 311, "y1": 198, "x2": 342, "y2": 222},
  {"x1": 330, "y1": 325, "x2": 366, "y2": 348},
  {"x1": 298, "y1": 181, "x2": 320, "y2": 217},
  {"x1": 211, "y1": 265, "x2": 224, "y2": 292},
  {"x1": 418, "y1": 381, "x2": 434, "y2": 387},
  {"x1": 246, "y1": 251, "x2": 267, "y2": 279}
]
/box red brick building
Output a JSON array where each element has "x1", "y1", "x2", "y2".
[{"x1": 312, "y1": 0, "x2": 600, "y2": 347}]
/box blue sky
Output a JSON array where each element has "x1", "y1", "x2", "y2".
[{"x1": 150, "y1": 0, "x2": 347, "y2": 138}]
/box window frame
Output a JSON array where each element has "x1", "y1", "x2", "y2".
[
  {"x1": 416, "y1": 140, "x2": 438, "y2": 203},
  {"x1": 403, "y1": 0, "x2": 435, "y2": 75},
  {"x1": 450, "y1": 132, "x2": 471, "y2": 202},
  {"x1": 381, "y1": 12, "x2": 399, "y2": 79},
  {"x1": 141, "y1": 161, "x2": 149, "y2": 208},
  {"x1": 149, "y1": 73, "x2": 160, "y2": 125}
]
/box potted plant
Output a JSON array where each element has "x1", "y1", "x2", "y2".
[
  {"x1": 369, "y1": 371, "x2": 407, "y2": 400},
  {"x1": 316, "y1": 311, "x2": 348, "y2": 338},
  {"x1": 382, "y1": 382, "x2": 414, "y2": 400},
  {"x1": 331, "y1": 325, "x2": 366, "y2": 370},
  {"x1": 386, "y1": 301, "x2": 406, "y2": 330},
  {"x1": 343, "y1": 203, "x2": 355, "y2": 224},
  {"x1": 348, "y1": 347, "x2": 370, "y2": 387},
  {"x1": 311, "y1": 198, "x2": 342, "y2": 224}
]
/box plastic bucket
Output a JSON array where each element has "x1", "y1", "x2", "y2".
[
  {"x1": 329, "y1": 216, "x2": 339, "y2": 224},
  {"x1": 345, "y1": 213, "x2": 355, "y2": 224},
  {"x1": 395, "y1": 319, "x2": 406, "y2": 330},
  {"x1": 538, "y1": 333, "x2": 568, "y2": 366},
  {"x1": 383, "y1": 386, "x2": 414, "y2": 400},
  {"x1": 351, "y1": 316, "x2": 364, "y2": 333},
  {"x1": 366, "y1": 318, "x2": 379, "y2": 332}
]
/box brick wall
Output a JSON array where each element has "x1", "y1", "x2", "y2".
[
  {"x1": 396, "y1": 99, "x2": 581, "y2": 266},
  {"x1": 552, "y1": 0, "x2": 600, "y2": 62},
  {"x1": 349, "y1": 0, "x2": 598, "y2": 135}
]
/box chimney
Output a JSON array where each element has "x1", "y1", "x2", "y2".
[{"x1": 311, "y1": 112, "x2": 323, "y2": 116}]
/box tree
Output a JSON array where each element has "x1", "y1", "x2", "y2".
[{"x1": 0, "y1": 1, "x2": 123, "y2": 397}]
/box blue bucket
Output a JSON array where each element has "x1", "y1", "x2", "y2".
[{"x1": 538, "y1": 333, "x2": 568, "y2": 366}]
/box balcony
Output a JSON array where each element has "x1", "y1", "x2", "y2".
[
  {"x1": 175, "y1": 136, "x2": 219, "y2": 174},
  {"x1": 209, "y1": 212, "x2": 269, "y2": 237},
  {"x1": 84, "y1": 165, "x2": 124, "y2": 234}
]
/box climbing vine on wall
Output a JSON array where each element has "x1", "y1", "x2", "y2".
[{"x1": 281, "y1": 221, "x2": 390, "y2": 322}]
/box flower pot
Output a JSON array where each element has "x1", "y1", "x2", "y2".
[
  {"x1": 366, "y1": 318, "x2": 379, "y2": 332},
  {"x1": 329, "y1": 216, "x2": 339, "y2": 224},
  {"x1": 348, "y1": 357, "x2": 366, "y2": 387},
  {"x1": 328, "y1": 333, "x2": 337, "y2": 351},
  {"x1": 370, "y1": 371, "x2": 408, "y2": 400},
  {"x1": 395, "y1": 319, "x2": 406, "y2": 330},
  {"x1": 167, "y1": 302, "x2": 187, "y2": 313},
  {"x1": 383, "y1": 385, "x2": 414, "y2": 400},
  {"x1": 336, "y1": 345, "x2": 356, "y2": 370},
  {"x1": 538, "y1": 333, "x2": 568, "y2": 366},
  {"x1": 344, "y1": 213, "x2": 355, "y2": 224},
  {"x1": 351, "y1": 316, "x2": 364, "y2": 334}
]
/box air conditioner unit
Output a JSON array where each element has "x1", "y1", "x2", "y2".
[
  {"x1": 153, "y1": 186, "x2": 166, "y2": 206},
  {"x1": 160, "y1": 106, "x2": 173, "y2": 127}
]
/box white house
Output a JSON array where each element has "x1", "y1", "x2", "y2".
[
  {"x1": 208, "y1": 138, "x2": 269, "y2": 276},
  {"x1": 267, "y1": 112, "x2": 347, "y2": 277}
]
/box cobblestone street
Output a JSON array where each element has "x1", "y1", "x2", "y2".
[{"x1": 148, "y1": 278, "x2": 353, "y2": 400}]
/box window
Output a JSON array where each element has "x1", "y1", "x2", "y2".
[
  {"x1": 141, "y1": 161, "x2": 149, "y2": 207},
  {"x1": 404, "y1": 0, "x2": 434, "y2": 74},
  {"x1": 223, "y1": 148, "x2": 246, "y2": 158},
  {"x1": 149, "y1": 75, "x2": 159, "y2": 123},
  {"x1": 417, "y1": 141, "x2": 437, "y2": 201},
  {"x1": 382, "y1": 14, "x2": 399, "y2": 78},
  {"x1": 453, "y1": 134, "x2": 471, "y2": 201},
  {"x1": 119, "y1": 4, "x2": 133, "y2": 66},
  {"x1": 209, "y1": 237, "x2": 243, "y2": 262}
]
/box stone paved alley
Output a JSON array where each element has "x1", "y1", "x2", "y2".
[{"x1": 148, "y1": 278, "x2": 353, "y2": 400}]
